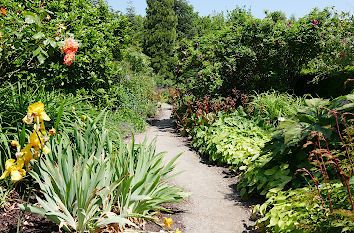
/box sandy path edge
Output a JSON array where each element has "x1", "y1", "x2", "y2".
[{"x1": 135, "y1": 103, "x2": 254, "y2": 233}]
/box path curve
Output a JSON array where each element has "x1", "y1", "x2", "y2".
[{"x1": 135, "y1": 103, "x2": 253, "y2": 233}]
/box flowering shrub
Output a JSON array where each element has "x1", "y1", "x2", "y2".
[
  {"x1": 0, "y1": 0, "x2": 128, "y2": 90},
  {"x1": 173, "y1": 8, "x2": 353, "y2": 97}
]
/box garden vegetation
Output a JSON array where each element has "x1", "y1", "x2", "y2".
[{"x1": 0, "y1": 0, "x2": 353, "y2": 232}]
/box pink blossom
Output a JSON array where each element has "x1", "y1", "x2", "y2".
[
  {"x1": 286, "y1": 23, "x2": 290, "y2": 27},
  {"x1": 274, "y1": 51, "x2": 278, "y2": 55},
  {"x1": 199, "y1": 54, "x2": 202, "y2": 58},
  {"x1": 277, "y1": 40, "x2": 281, "y2": 45},
  {"x1": 181, "y1": 59, "x2": 184, "y2": 61},
  {"x1": 339, "y1": 51, "x2": 344, "y2": 58},
  {"x1": 229, "y1": 67, "x2": 232, "y2": 71},
  {"x1": 197, "y1": 73, "x2": 201, "y2": 77},
  {"x1": 343, "y1": 39, "x2": 347, "y2": 43},
  {"x1": 312, "y1": 20, "x2": 318, "y2": 25},
  {"x1": 182, "y1": 51, "x2": 187, "y2": 55},
  {"x1": 195, "y1": 42, "x2": 199, "y2": 47},
  {"x1": 175, "y1": 69, "x2": 179, "y2": 73},
  {"x1": 235, "y1": 54, "x2": 240, "y2": 57}
]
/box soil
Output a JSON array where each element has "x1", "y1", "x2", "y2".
[
  {"x1": 143, "y1": 203, "x2": 185, "y2": 232},
  {"x1": 0, "y1": 191, "x2": 59, "y2": 233}
]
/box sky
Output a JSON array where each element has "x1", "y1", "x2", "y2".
[{"x1": 106, "y1": 0, "x2": 354, "y2": 19}]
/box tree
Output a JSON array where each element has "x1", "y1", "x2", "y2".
[
  {"x1": 174, "y1": 0, "x2": 197, "y2": 40},
  {"x1": 126, "y1": 0, "x2": 144, "y2": 46},
  {"x1": 144, "y1": 0, "x2": 178, "y2": 76}
]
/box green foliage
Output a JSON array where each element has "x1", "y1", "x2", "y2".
[
  {"x1": 191, "y1": 111, "x2": 272, "y2": 167},
  {"x1": 173, "y1": 7, "x2": 353, "y2": 97},
  {"x1": 247, "y1": 91, "x2": 304, "y2": 124},
  {"x1": 238, "y1": 93, "x2": 354, "y2": 199},
  {"x1": 113, "y1": 137, "x2": 185, "y2": 216},
  {"x1": 174, "y1": 0, "x2": 198, "y2": 40},
  {"x1": 125, "y1": 0, "x2": 145, "y2": 47},
  {"x1": 19, "y1": 112, "x2": 185, "y2": 232},
  {"x1": 144, "y1": 0, "x2": 178, "y2": 76},
  {"x1": 0, "y1": 82, "x2": 159, "y2": 179},
  {"x1": 254, "y1": 184, "x2": 354, "y2": 232},
  {"x1": 19, "y1": 113, "x2": 131, "y2": 232},
  {"x1": 0, "y1": 0, "x2": 129, "y2": 90}
]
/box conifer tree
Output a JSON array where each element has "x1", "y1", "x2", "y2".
[
  {"x1": 144, "y1": 0, "x2": 177, "y2": 76},
  {"x1": 174, "y1": 0, "x2": 197, "y2": 40}
]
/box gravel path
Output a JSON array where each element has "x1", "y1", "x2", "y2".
[{"x1": 135, "y1": 103, "x2": 254, "y2": 233}]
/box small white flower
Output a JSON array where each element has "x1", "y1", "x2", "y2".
[{"x1": 278, "y1": 117, "x2": 285, "y2": 122}]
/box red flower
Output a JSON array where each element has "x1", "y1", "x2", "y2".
[{"x1": 1, "y1": 7, "x2": 7, "y2": 16}]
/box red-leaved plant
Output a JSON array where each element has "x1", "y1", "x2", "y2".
[{"x1": 298, "y1": 108, "x2": 353, "y2": 217}]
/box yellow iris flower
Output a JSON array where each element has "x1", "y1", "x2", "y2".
[
  {"x1": 21, "y1": 144, "x2": 33, "y2": 165},
  {"x1": 163, "y1": 217, "x2": 173, "y2": 229},
  {"x1": 23, "y1": 101, "x2": 51, "y2": 124},
  {"x1": 0, "y1": 158, "x2": 26, "y2": 182},
  {"x1": 30, "y1": 130, "x2": 43, "y2": 148},
  {"x1": 175, "y1": 229, "x2": 182, "y2": 233}
]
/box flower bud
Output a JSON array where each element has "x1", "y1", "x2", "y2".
[
  {"x1": 49, "y1": 128, "x2": 56, "y2": 136},
  {"x1": 11, "y1": 141, "x2": 19, "y2": 147}
]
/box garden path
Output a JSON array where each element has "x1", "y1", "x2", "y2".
[{"x1": 135, "y1": 103, "x2": 253, "y2": 233}]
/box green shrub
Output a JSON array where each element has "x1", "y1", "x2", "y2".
[
  {"x1": 191, "y1": 111, "x2": 272, "y2": 167},
  {"x1": 0, "y1": 0, "x2": 129, "y2": 90},
  {"x1": 247, "y1": 91, "x2": 304, "y2": 124},
  {"x1": 238, "y1": 94, "x2": 354, "y2": 199},
  {"x1": 173, "y1": 7, "x2": 353, "y2": 97},
  {"x1": 254, "y1": 185, "x2": 354, "y2": 233}
]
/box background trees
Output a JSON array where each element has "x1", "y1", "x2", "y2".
[{"x1": 144, "y1": 0, "x2": 177, "y2": 78}]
